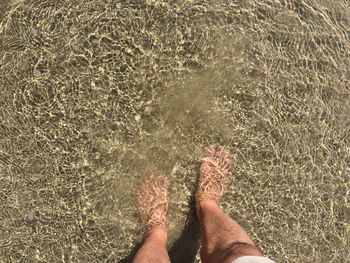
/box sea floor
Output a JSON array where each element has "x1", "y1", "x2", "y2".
[{"x1": 0, "y1": 0, "x2": 349, "y2": 262}]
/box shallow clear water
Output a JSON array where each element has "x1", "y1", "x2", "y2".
[{"x1": 0, "y1": 0, "x2": 349, "y2": 262}]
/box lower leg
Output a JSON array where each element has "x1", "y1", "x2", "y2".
[
  {"x1": 132, "y1": 228, "x2": 170, "y2": 263},
  {"x1": 199, "y1": 200, "x2": 263, "y2": 263},
  {"x1": 196, "y1": 145, "x2": 263, "y2": 263},
  {"x1": 133, "y1": 176, "x2": 170, "y2": 263}
]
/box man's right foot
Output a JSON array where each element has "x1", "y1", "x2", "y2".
[
  {"x1": 195, "y1": 145, "x2": 232, "y2": 220},
  {"x1": 138, "y1": 175, "x2": 169, "y2": 238}
]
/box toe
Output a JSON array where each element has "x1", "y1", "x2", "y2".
[
  {"x1": 157, "y1": 175, "x2": 168, "y2": 188},
  {"x1": 204, "y1": 144, "x2": 216, "y2": 157}
]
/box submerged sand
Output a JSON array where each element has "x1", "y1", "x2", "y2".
[{"x1": 0, "y1": 0, "x2": 349, "y2": 262}]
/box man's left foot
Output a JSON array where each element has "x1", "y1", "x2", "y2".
[{"x1": 137, "y1": 175, "x2": 169, "y2": 237}]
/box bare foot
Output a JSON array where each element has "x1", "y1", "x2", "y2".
[
  {"x1": 138, "y1": 175, "x2": 169, "y2": 237},
  {"x1": 195, "y1": 145, "x2": 232, "y2": 220}
]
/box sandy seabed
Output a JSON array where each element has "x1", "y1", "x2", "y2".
[{"x1": 0, "y1": 0, "x2": 349, "y2": 262}]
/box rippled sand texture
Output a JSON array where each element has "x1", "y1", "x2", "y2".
[{"x1": 0, "y1": 0, "x2": 349, "y2": 262}]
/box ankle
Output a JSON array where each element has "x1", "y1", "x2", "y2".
[
  {"x1": 197, "y1": 200, "x2": 220, "y2": 220},
  {"x1": 200, "y1": 200, "x2": 219, "y2": 209},
  {"x1": 145, "y1": 228, "x2": 168, "y2": 246}
]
